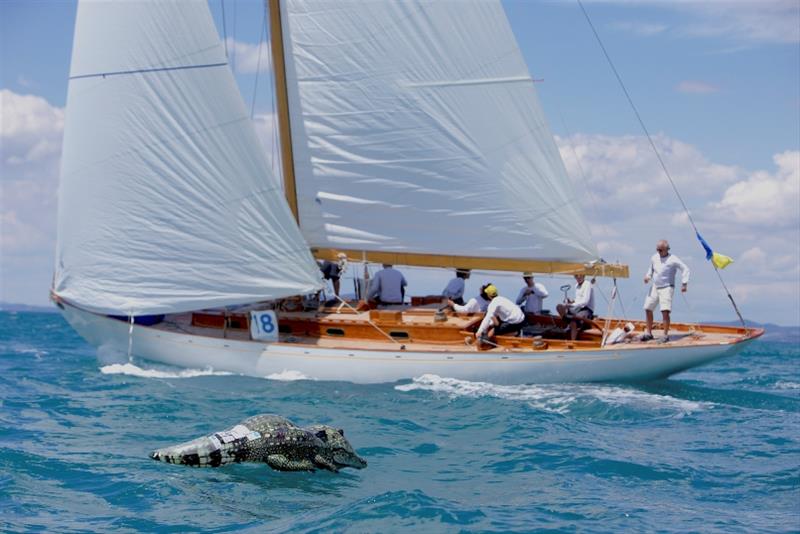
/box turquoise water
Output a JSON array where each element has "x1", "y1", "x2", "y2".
[{"x1": 1, "y1": 311, "x2": 798, "y2": 533}]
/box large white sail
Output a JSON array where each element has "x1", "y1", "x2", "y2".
[
  {"x1": 280, "y1": 0, "x2": 598, "y2": 264},
  {"x1": 54, "y1": 0, "x2": 323, "y2": 316}
]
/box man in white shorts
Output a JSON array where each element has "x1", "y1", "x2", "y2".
[{"x1": 643, "y1": 240, "x2": 690, "y2": 341}]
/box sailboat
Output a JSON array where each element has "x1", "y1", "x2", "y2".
[{"x1": 52, "y1": 0, "x2": 761, "y2": 384}]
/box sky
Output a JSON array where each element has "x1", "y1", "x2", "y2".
[{"x1": 1, "y1": 0, "x2": 798, "y2": 326}]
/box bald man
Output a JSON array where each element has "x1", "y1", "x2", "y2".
[{"x1": 643, "y1": 239, "x2": 690, "y2": 341}]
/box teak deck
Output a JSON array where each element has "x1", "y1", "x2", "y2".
[{"x1": 154, "y1": 303, "x2": 755, "y2": 354}]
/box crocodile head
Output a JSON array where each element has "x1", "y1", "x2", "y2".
[{"x1": 309, "y1": 425, "x2": 367, "y2": 471}]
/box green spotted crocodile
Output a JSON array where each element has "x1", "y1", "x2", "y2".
[{"x1": 150, "y1": 414, "x2": 367, "y2": 473}]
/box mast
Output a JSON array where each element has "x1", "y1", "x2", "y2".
[{"x1": 268, "y1": 0, "x2": 299, "y2": 223}]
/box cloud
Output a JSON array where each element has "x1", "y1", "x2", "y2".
[
  {"x1": 251, "y1": 112, "x2": 281, "y2": 175},
  {"x1": 225, "y1": 38, "x2": 272, "y2": 74},
  {"x1": 1, "y1": 90, "x2": 64, "y2": 302},
  {"x1": 708, "y1": 150, "x2": 800, "y2": 228},
  {"x1": 601, "y1": 0, "x2": 799, "y2": 45},
  {"x1": 557, "y1": 132, "x2": 740, "y2": 216},
  {"x1": 675, "y1": 80, "x2": 719, "y2": 94},
  {"x1": 557, "y1": 132, "x2": 799, "y2": 323},
  {"x1": 680, "y1": 0, "x2": 800, "y2": 45},
  {"x1": 608, "y1": 20, "x2": 668, "y2": 36}
]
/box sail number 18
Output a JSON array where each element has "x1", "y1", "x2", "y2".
[{"x1": 250, "y1": 310, "x2": 279, "y2": 342}]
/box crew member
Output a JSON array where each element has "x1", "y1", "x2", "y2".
[{"x1": 368, "y1": 264, "x2": 407, "y2": 306}]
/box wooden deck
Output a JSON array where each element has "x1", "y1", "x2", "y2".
[{"x1": 152, "y1": 303, "x2": 758, "y2": 354}]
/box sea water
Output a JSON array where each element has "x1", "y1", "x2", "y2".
[{"x1": 1, "y1": 311, "x2": 798, "y2": 533}]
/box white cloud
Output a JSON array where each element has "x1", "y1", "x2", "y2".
[
  {"x1": 608, "y1": 20, "x2": 668, "y2": 36},
  {"x1": 557, "y1": 132, "x2": 741, "y2": 216},
  {"x1": 1, "y1": 90, "x2": 63, "y2": 302},
  {"x1": 709, "y1": 150, "x2": 800, "y2": 228},
  {"x1": 252, "y1": 112, "x2": 281, "y2": 175},
  {"x1": 225, "y1": 38, "x2": 272, "y2": 74},
  {"x1": 681, "y1": 0, "x2": 800, "y2": 45},
  {"x1": 557, "y1": 132, "x2": 799, "y2": 324},
  {"x1": 675, "y1": 80, "x2": 719, "y2": 94},
  {"x1": 602, "y1": 0, "x2": 799, "y2": 45}
]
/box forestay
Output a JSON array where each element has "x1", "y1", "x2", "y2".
[
  {"x1": 280, "y1": 0, "x2": 598, "y2": 263},
  {"x1": 54, "y1": 0, "x2": 323, "y2": 316}
]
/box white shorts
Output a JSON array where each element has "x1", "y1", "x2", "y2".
[{"x1": 644, "y1": 285, "x2": 674, "y2": 312}]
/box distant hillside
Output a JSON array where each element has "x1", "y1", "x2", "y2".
[
  {"x1": 717, "y1": 320, "x2": 800, "y2": 344},
  {"x1": 0, "y1": 302, "x2": 58, "y2": 313}
]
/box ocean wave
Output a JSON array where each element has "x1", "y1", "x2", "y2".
[
  {"x1": 774, "y1": 381, "x2": 800, "y2": 390},
  {"x1": 396, "y1": 374, "x2": 710, "y2": 415},
  {"x1": 99, "y1": 363, "x2": 232, "y2": 379},
  {"x1": 16, "y1": 347, "x2": 49, "y2": 359},
  {"x1": 265, "y1": 370, "x2": 315, "y2": 381}
]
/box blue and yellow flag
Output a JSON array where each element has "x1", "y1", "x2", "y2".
[{"x1": 696, "y1": 232, "x2": 734, "y2": 269}]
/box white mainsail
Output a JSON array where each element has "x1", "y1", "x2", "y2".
[
  {"x1": 280, "y1": 0, "x2": 598, "y2": 263},
  {"x1": 54, "y1": 0, "x2": 323, "y2": 316}
]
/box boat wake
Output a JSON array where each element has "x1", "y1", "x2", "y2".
[
  {"x1": 396, "y1": 374, "x2": 711, "y2": 415},
  {"x1": 265, "y1": 370, "x2": 315, "y2": 381},
  {"x1": 99, "y1": 363, "x2": 233, "y2": 379}
]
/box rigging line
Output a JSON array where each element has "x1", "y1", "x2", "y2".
[
  {"x1": 577, "y1": 0, "x2": 747, "y2": 330},
  {"x1": 69, "y1": 62, "x2": 227, "y2": 80},
  {"x1": 331, "y1": 294, "x2": 403, "y2": 346},
  {"x1": 576, "y1": 0, "x2": 697, "y2": 231},
  {"x1": 221, "y1": 0, "x2": 229, "y2": 58},
  {"x1": 250, "y1": 3, "x2": 268, "y2": 119},
  {"x1": 232, "y1": 0, "x2": 237, "y2": 73}
]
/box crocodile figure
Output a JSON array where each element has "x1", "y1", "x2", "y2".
[{"x1": 150, "y1": 414, "x2": 367, "y2": 473}]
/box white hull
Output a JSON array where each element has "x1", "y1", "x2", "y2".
[{"x1": 58, "y1": 303, "x2": 757, "y2": 385}]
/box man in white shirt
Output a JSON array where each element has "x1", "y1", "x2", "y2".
[
  {"x1": 447, "y1": 283, "x2": 491, "y2": 314},
  {"x1": 556, "y1": 274, "x2": 595, "y2": 341},
  {"x1": 368, "y1": 264, "x2": 407, "y2": 306},
  {"x1": 643, "y1": 239, "x2": 690, "y2": 341},
  {"x1": 515, "y1": 273, "x2": 549, "y2": 315},
  {"x1": 442, "y1": 268, "x2": 470, "y2": 305},
  {"x1": 475, "y1": 284, "x2": 526, "y2": 343}
]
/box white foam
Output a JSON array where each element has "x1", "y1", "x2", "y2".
[
  {"x1": 775, "y1": 381, "x2": 800, "y2": 390},
  {"x1": 396, "y1": 374, "x2": 709, "y2": 415},
  {"x1": 99, "y1": 363, "x2": 232, "y2": 378},
  {"x1": 265, "y1": 370, "x2": 314, "y2": 381},
  {"x1": 17, "y1": 347, "x2": 49, "y2": 359}
]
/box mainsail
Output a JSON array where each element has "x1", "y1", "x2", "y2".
[
  {"x1": 54, "y1": 0, "x2": 323, "y2": 316},
  {"x1": 278, "y1": 0, "x2": 602, "y2": 271}
]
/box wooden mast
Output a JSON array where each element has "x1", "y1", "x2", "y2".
[{"x1": 268, "y1": 0, "x2": 299, "y2": 223}]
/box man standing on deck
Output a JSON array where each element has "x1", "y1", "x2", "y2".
[
  {"x1": 643, "y1": 239, "x2": 690, "y2": 342},
  {"x1": 368, "y1": 264, "x2": 407, "y2": 306}
]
